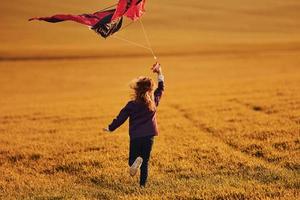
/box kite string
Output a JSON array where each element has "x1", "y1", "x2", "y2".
[
  {"x1": 110, "y1": 19, "x2": 157, "y2": 60},
  {"x1": 111, "y1": 35, "x2": 152, "y2": 51},
  {"x1": 119, "y1": 21, "x2": 134, "y2": 32},
  {"x1": 139, "y1": 19, "x2": 157, "y2": 60},
  {"x1": 98, "y1": 3, "x2": 118, "y2": 12}
]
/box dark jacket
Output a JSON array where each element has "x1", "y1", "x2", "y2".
[{"x1": 108, "y1": 80, "x2": 164, "y2": 139}]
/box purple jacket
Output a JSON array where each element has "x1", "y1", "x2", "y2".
[{"x1": 108, "y1": 78, "x2": 164, "y2": 139}]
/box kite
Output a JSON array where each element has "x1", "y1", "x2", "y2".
[
  {"x1": 29, "y1": 0, "x2": 157, "y2": 60},
  {"x1": 29, "y1": 0, "x2": 146, "y2": 38}
]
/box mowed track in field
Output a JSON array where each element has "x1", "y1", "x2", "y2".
[{"x1": 0, "y1": 0, "x2": 300, "y2": 199}]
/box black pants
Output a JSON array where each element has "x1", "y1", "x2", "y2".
[{"x1": 129, "y1": 135, "x2": 154, "y2": 186}]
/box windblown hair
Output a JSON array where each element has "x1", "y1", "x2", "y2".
[{"x1": 130, "y1": 76, "x2": 156, "y2": 111}]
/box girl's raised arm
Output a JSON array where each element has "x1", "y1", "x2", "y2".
[{"x1": 152, "y1": 63, "x2": 164, "y2": 106}]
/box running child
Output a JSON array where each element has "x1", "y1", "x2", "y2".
[{"x1": 103, "y1": 62, "x2": 164, "y2": 187}]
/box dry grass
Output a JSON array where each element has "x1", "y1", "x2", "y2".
[
  {"x1": 0, "y1": 54, "x2": 299, "y2": 199},
  {"x1": 0, "y1": 0, "x2": 300, "y2": 199}
]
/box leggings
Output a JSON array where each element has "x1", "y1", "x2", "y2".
[{"x1": 129, "y1": 135, "x2": 154, "y2": 186}]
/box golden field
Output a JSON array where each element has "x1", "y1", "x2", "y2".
[{"x1": 0, "y1": 0, "x2": 300, "y2": 199}]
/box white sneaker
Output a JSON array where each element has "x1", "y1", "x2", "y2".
[{"x1": 130, "y1": 157, "x2": 143, "y2": 176}]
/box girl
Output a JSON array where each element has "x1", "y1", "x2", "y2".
[{"x1": 103, "y1": 62, "x2": 164, "y2": 187}]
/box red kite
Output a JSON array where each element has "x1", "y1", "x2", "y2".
[{"x1": 29, "y1": 0, "x2": 146, "y2": 38}]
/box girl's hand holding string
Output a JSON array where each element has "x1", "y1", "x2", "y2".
[{"x1": 151, "y1": 62, "x2": 162, "y2": 75}]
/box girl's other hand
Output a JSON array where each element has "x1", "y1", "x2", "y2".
[{"x1": 103, "y1": 128, "x2": 111, "y2": 133}]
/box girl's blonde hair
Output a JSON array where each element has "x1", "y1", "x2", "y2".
[{"x1": 130, "y1": 76, "x2": 156, "y2": 111}]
